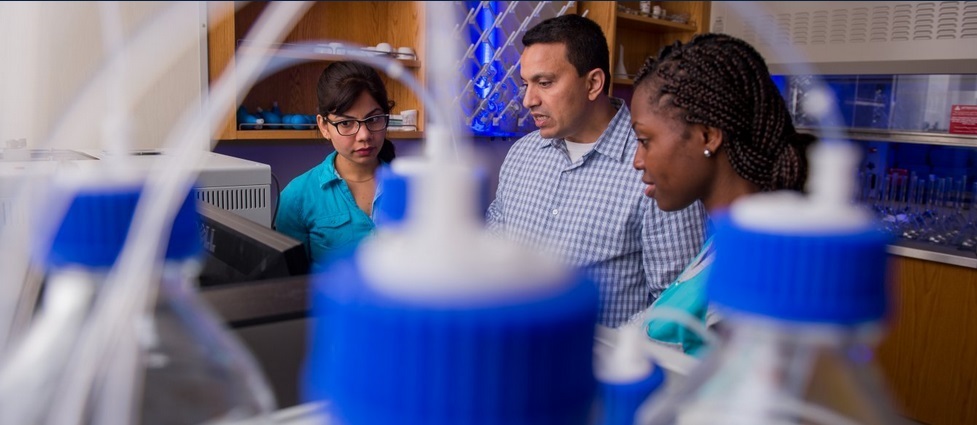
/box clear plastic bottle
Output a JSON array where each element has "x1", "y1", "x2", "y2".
[
  {"x1": 138, "y1": 188, "x2": 276, "y2": 424},
  {"x1": 593, "y1": 325, "x2": 666, "y2": 425},
  {"x1": 0, "y1": 182, "x2": 133, "y2": 424},
  {"x1": 636, "y1": 142, "x2": 907, "y2": 425}
]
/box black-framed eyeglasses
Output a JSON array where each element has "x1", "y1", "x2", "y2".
[{"x1": 327, "y1": 114, "x2": 390, "y2": 136}]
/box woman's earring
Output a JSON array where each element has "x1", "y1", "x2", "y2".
[{"x1": 704, "y1": 149, "x2": 713, "y2": 158}]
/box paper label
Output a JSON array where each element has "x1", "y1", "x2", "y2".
[{"x1": 949, "y1": 105, "x2": 977, "y2": 135}]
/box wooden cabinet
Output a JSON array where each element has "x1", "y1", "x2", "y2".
[
  {"x1": 876, "y1": 256, "x2": 977, "y2": 425},
  {"x1": 578, "y1": 1, "x2": 710, "y2": 100},
  {"x1": 206, "y1": 1, "x2": 425, "y2": 142}
]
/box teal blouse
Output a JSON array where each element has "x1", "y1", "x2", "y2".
[
  {"x1": 274, "y1": 151, "x2": 383, "y2": 268},
  {"x1": 645, "y1": 235, "x2": 716, "y2": 357}
]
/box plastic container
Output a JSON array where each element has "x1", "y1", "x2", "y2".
[
  {"x1": 635, "y1": 142, "x2": 905, "y2": 425},
  {"x1": 594, "y1": 325, "x2": 666, "y2": 425},
  {"x1": 2, "y1": 179, "x2": 276, "y2": 424},
  {"x1": 0, "y1": 182, "x2": 141, "y2": 424},
  {"x1": 305, "y1": 127, "x2": 600, "y2": 425},
  {"x1": 138, "y1": 188, "x2": 276, "y2": 424}
]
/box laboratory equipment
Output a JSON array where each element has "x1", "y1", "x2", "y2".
[
  {"x1": 196, "y1": 201, "x2": 309, "y2": 286},
  {"x1": 594, "y1": 325, "x2": 666, "y2": 425},
  {"x1": 3, "y1": 176, "x2": 275, "y2": 424},
  {"x1": 0, "y1": 179, "x2": 137, "y2": 424},
  {"x1": 0, "y1": 149, "x2": 273, "y2": 227},
  {"x1": 139, "y1": 187, "x2": 276, "y2": 424},
  {"x1": 305, "y1": 139, "x2": 600, "y2": 424},
  {"x1": 635, "y1": 142, "x2": 904, "y2": 425}
]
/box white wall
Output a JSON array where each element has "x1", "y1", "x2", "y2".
[{"x1": 0, "y1": 2, "x2": 205, "y2": 151}]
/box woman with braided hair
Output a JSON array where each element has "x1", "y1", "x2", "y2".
[{"x1": 628, "y1": 33, "x2": 816, "y2": 355}]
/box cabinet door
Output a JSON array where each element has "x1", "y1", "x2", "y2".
[
  {"x1": 876, "y1": 256, "x2": 977, "y2": 425},
  {"x1": 207, "y1": 1, "x2": 425, "y2": 142}
]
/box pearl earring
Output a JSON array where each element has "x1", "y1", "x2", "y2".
[{"x1": 704, "y1": 149, "x2": 713, "y2": 158}]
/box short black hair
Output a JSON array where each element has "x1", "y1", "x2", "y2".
[{"x1": 522, "y1": 14, "x2": 609, "y2": 82}]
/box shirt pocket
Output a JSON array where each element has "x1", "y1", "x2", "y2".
[{"x1": 310, "y1": 210, "x2": 354, "y2": 252}]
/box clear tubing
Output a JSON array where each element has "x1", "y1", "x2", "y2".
[
  {"x1": 95, "y1": 1, "x2": 133, "y2": 163},
  {"x1": 0, "y1": 271, "x2": 95, "y2": 424},
  {"x1": 44, "y1": 3, "x2": 313, "y2": 424},
  {"x1": 0, "y1": 2, "x2": 199, "y2": 354},
  {"x1": 424, "y1": 2, "x2": 475, "y2": 162},
  {"x1": 721, "y1": 2, "x2": 849, "y2": 144},
  {"x1": 269, "y1": 41, "x2": 452, "y2": 152}
]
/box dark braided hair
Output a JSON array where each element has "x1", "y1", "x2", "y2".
[
  {"x1": 633, "y1": 34, "x2": 814, "y2": 192},
  {"x1": 317, "y1": 61, "x2": 396, "y2": 163}
]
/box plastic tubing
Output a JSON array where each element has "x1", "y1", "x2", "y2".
[
  {"x1": 43, "y1": 3, "x2": 313, "y2": 424},
  {"x1": 723, "y1": 1, "x2": 848, "y2": 142},
  {"x1": 46, "y1": 3, "x2": 457, "y2": 423},
  {"x1": 0, "y1": 2, "x2": 197, "y2": 356},
  {"x1": 95, "y1": 2, "x2": 133, "y2": 163}
]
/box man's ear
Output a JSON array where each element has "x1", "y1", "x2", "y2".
[{"x1": 586, "y1": 69, "x2": 605, "y2": 101}]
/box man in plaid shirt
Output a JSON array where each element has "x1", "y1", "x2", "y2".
[{"x1": 486, "y1": 14, "x2": 706, "y2": 327}]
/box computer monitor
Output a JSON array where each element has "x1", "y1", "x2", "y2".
[{"x1": 197, "y1": 201, "x2": 309, "y2": 287}]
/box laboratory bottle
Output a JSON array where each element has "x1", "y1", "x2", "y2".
[
  {"x1": 305, "y1": 127, "x2": 600, "y2": 425},
  {"x1": 593, "y1": 324, "x2": 666, "y2": 425},
  {"x1": 0, "y1": 182, "x2": 143, "y2": 425},
  {"x1": 138, "y1": 189, "x2": 276, "y2": 424},
  {"x1": 635, "y1": 142, "x2": 906, "y2": 425}
]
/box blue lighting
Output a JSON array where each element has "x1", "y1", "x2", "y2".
[{"x1": 466, "y1": 2, "x2": 515, "y2": 137}]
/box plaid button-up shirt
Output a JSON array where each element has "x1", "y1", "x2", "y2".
[{"x1": 487, "y1": 99, "x2": 706, "y2": 326}]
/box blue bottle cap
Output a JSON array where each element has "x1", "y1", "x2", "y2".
[
  {"x1": 45, "y1": 185, "x2": 200, "y2": 267},
  {"x1": 597, "y1": 364, "x2": 665, "y2": 425},
  {"x1": 708, "y1": 213, "x2": 890, "y2": 324},
  {"x1": 305, "y1": 250, "x2": 600, "y2": 425},
  {"x1": 45, "y1": 184, "x2": 141, "y2": 268}
]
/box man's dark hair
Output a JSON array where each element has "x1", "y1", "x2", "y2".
[{"x1": 522, "y1": 14, "x2": 610, "y2": 83}]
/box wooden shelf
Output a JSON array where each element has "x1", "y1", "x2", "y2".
[
  {"x1": 615, "y1": 12, "x2": 698, "y2": 32},
  {"x1": 234, "y1": 130, "x2": 423, "y2": 140},
  {"x1": 237, "y1": 43, "x2": 421, "y2": 69},
  {"x1": 207, "y1": 2, "x2": 426, "y2": 141}
]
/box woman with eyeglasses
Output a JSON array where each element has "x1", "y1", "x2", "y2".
[{"x1": 275, "y1": 61, "x2": 396, "y2": 267}]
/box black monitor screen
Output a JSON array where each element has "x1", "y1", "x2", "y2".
[{"x1": 197, "y1": 202, "x2": 309, "y2": 287}]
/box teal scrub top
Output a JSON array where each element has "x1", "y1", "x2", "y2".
[
  {"x1": 646, "y1": 235, "x2": 715, "y2": 357},
  {"x1": 274, "y1": 151, "x2": 383, "y2": 268}
]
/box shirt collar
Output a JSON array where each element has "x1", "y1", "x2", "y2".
[
  {"x1": 536, "y1": 97, "x2": 634, "y2": 163},
  {"x1": 316, "y1": 150, "x2": 392, "y2": 190},
  {"x1": 317, "y1": 151, "x2": 342, "y2": 188}
]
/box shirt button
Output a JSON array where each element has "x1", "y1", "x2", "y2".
[{"x1": 552, "y1": 209, "x2": 559, "y2": 215}]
